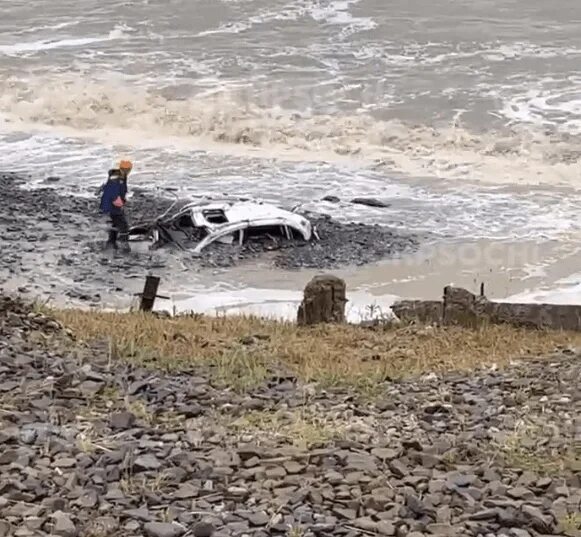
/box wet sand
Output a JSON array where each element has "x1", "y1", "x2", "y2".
[{"x1": 154, "y1": 237, "x2": 581, "y2": 320}]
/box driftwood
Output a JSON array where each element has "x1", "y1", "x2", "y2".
[
  {"x1": 297, "y1": 275, "x2": 347, "y2": 326},
  {"x1": 391, "y1": 286, "x2": 581, "y2": 331}
]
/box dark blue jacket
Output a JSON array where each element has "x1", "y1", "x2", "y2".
[
  {"x1": 120, "y1": 179, "x2": 128, "y2": 202},
  {"x1": 99, "y1": 179, "x2": 124, "y2": 215}
]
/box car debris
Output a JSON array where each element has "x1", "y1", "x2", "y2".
[{"x1": 127, "y1": 197, "x2": 318, "y2": 253}]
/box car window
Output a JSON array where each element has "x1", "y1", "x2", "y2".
[
  {"x1": 215, "y1": 230, "x2": 243, "y2": 245},
  {"x1": 202, "y1": 209, "x2": 228, "y2": 224},
  {"x1": 245, "y1": 224, "x2": 289, "y2": 241}
]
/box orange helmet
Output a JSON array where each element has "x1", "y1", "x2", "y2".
[{"x1": 118, "y1": 159, "x2": 133, "y2": 170}]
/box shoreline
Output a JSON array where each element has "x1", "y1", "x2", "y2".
[{"x1": 0, "y1": 172, "x2": 420, "y2": 311}]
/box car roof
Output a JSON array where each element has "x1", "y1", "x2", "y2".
[{"x1": 179, "y1": 200, "x2": 307, "y2": 226}]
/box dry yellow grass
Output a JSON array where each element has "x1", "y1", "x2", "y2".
[
  {"x1": 52, "y1": 308, "x2": 581, "y2": 391},
  {"x1": 227, "y1": 408, "x2": 346, "y2": 449}
]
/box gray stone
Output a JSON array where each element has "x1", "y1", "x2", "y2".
[
  {"x1": 352, "y1": 517, "x2": 378, "y2": 532},
  {"x1": 89, "y1": 517, "x2": 119, "y2": 535},
  {"x1": 516, "y1": 472, "x2": 538, "y2": 487},
  {"x1": 283, "y1": 461, "x2": 305, "y2": 474},
  {"x1": 52, "y1": 511, "x2": 77, "y2": 537},
  {"x1": 134, "y1": 454, "x2": 161, "y2": 471},
  {"x1": 265, "y1": 466, "x2": 286, "y2": 479},
  {"x1": 426, "y1": 524, "x2": 459, "y2": 536},
  {"x1": 507, "y1": 487, "x2": 534, "y2": 500},
  {"x1": 448, "y1": 473, "x2": 477, "y2": 487},
  {"x1": 246, "y1": 512, "x2": 270, "y2": 526},
  {"x1": 377, "y1": 521, "x2": 396, "y2": 535},
  {"x1": 333, "y1": 507, "x2": 357, "y2": 520},
  {"x1": 74, "y1": 489, "x2": 98, "y2": 508},
  {"x1": 174, "y1": 483, "x2": 200, "y2": 499},
  {"x1": 144, "y1": 522, "x2": 186, "y2": 537},
  {"x1": 0, "y1": 449, "x2": 20, "y2": 465},
  {"x1": 389, "y1": 459, "x2": 409, "y2": 478},
  {"x1": 124, "y1": 508, "x2": 154, "y2": 522},
  {"x1": 508, "y1": 529, "x2": 531, "y2": 537},
  {"x1": 372, "y1": 448, "x2": 400, "y2": 460}
]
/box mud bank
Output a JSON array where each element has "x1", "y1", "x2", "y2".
[{"x1": 0, "y1": 173, "x2": 421, "y2": 305}]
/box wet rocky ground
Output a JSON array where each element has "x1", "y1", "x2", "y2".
[
  {"x1": 0, "y1": 173, "x2": 421, "y2": 306},
  {"x1": 1, "y1": 293, "x2": 580, "y2": 537}
]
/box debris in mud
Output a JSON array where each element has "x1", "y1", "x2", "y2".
[
  {"x1": 0, "y1": 173, "x2": 422, "y2": 305},
  {"x1": 350, "y1": 197, "x2": 391, "y2": 208},
  {"x1": 320, "y1": 195, "x2": 391, "y2": 208}
]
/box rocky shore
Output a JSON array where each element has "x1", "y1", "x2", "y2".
[
  {"x1": 1, "y1": 292, "x2": 580, "y2": 537},
  {"x1": 0, "y1": 173, "x2": 420, "y2": 306}
]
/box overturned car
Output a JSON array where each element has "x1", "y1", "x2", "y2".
[{"x1": 127, "y1": 197, "x2": 318, "y2": 253}]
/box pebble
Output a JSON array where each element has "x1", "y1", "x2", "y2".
[{"x1": 143, "y1": 522, "x2": 186, "y2": 537}]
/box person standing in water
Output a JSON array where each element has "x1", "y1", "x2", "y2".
[{"x1": 99, "y1": 167, "x2": 131, "y2": 252}]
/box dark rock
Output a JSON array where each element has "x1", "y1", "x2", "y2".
[
  {"x1": 520, "y1": 505, "x2": 552, "y2": 532},
  {"x1": 297, "y1": 274, "x2": 346, "y2": 326},
  {"x1": 192, "y1": 522, "x2": 215, "y2": 537},
  {"x1": 322, "y1": 196, "x2": 340, "y2": 203},
  {"x1": 350, "y1": 198, "x2": 390, "y2": 208},
  {"x1": 110, "y1": 411, "x2": 136, "y2": 430},
  {"x1": 389, "y1": 459, "x2": 409, "y2": 478}
]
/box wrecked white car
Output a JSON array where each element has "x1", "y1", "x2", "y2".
[{"x1": 128, "y1": 198, "x2": 317, "y2": 253}]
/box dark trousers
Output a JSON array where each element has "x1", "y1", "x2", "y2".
[{"x1": 107, "y1": 212, "x2": 129, "y2": 246}]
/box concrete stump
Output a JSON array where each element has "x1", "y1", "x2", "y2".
[{"x1": 297, "y1": 275, "x2": 347, "y2": 326}]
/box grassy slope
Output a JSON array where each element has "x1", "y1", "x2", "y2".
[{"x1": 54, "y1": 308, "x2": 581, "y2": 392}]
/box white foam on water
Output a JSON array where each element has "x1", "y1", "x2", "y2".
[
  {"x1": 308, "y1": 0, "x2": 376, "y2": 34},
  {"x1": 165, "y1": 287, "x2": 398, "y2": 323},
  {"x1": 11, "y1": 21, "x2": 80, "y2": 36},
  {"x1": 197, "y1": 0, "x2": 375, "y2": 37},
  {"x1": 496, "y1": 77, "x2": 581, "y2": 134},
  {"x1": 502, "y1": 273, "x2": 581, "y2": 304},
  {"x1": 2, "y1": 74, "x2": 581, "y2": 188},
  {"x1": 196, "y1": 0, "x2": 313, "y2": 36}
]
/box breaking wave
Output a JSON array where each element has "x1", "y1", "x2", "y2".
[
  {"x1": 1, "y1": 76, "x2": 581, "y2": 186},
  {"x1": 0, "y1": 25, "x2": 131, "y2": 56}
]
